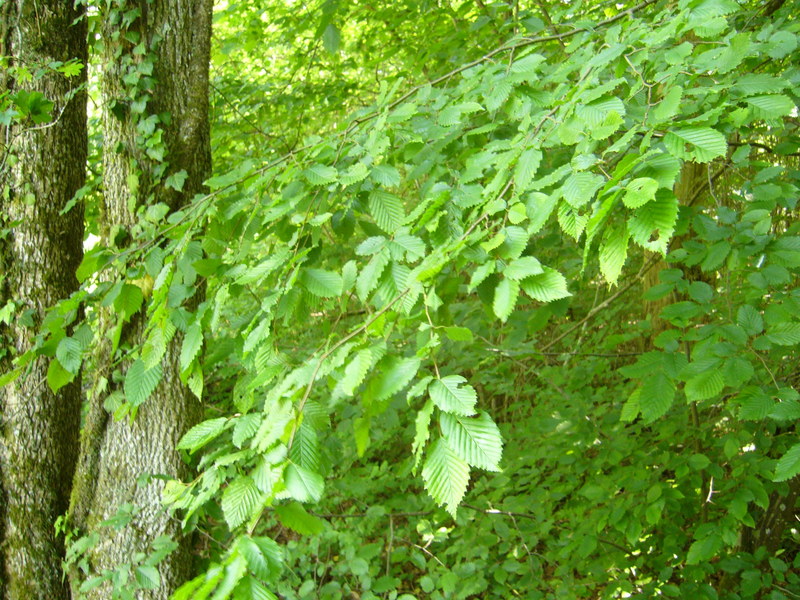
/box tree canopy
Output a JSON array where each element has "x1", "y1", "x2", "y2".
[{"x1": 1, "y1": 0, "x2": 800, "y2": 598}]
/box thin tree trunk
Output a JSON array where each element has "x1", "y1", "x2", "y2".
[
  {"x1": 69, "y1": 2, "x2": 212, "y2": 598},
  {"x1": 0, "y1": 2, "x2": 87, "y2": 599}
]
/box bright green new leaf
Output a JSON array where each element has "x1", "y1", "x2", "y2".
[
  {"x1": 124, "y1": 360, "x2": 163, "y2": 407},
  {"x1": 774, "y1": 443, "x2": 800, "y2": 482},
  {"x1": 303, "y1": 164, "x2": 338, "y2": 186},
  {"x1": 412, "y1": 399, "x2": 435, "y2": 472},
  {"x1": 504, "y1": 256, "x2": 543, "y2": 280},
  {"x1": 422, "y1": 438, "x2": 470, "y2": 517},
  {"x1": 440, "y1": 411, "x2": 503, "y2": 471},
  {"x1": 664, "y1": 126, "x2": 727, "y2": 163},
  {"x1": 299, "y1": 268, "x2": 343, "y2": 298},
  {"x1": 357, "y1": 251, "x2": 389, "y2": 302},
  {"x1": 492, "y1": 278, "x2": 519, "y2": 322},
  {"x1": 289, "y1": 422, "x2": 319, "y2": 471},
  {"x1": 371, "y1": 164, "x2": 401, "y2": 187},
  {"x1": 520, "y1": 267, "x2": 571, "y2": 302},
  {"x1": 369, "y1": 190, "x2": 405, "y2": 233},
  {"x1": 364, "y1": 356, "x2": 420, "y2": 403},
  {"x1": 339, "y1": 162, "x2": 369, "y2": 186},
  {"x1": 562, "y1": 172, "x2": 604, "y2": 208},
  {"x1": 338, "y1": 348, "x2": 373, "y2": 397},
  {"x1": 514, "y1": 148, "x2": 542, "y2": 192},
  {"x1": 177, "y1": 417, "x2": 228, "y2": 453},
  {"x1": 274, "y1": 502, "x2": 325, "y2": 535},
  {"x1": 429, "y1": 376, "x2": 478, "y2": 416},
  {"x1": 233, "y1": 576, "x2": 278, "y2": 600},
  {"x1": 444, "y1": 327, "x2": 473, "y2": 343},
  {"x1": 114, "y1": 283, "x2": 144, "y2": 322},
  {"x1": 745, "y1": 95, "x2": 795, "y2": 118},
  {"x1": 599, "y1": 226, "x2": 628, "y2": 284},
  {"x1": 180, "y1": 322, "x2": 203, "y2": 373},
  {"x1": 222, "y1": 476, "x2": 262, "y2": 529},
  {"x1": 652, "y1": 86, "x2": 682, "y2": 123},
  {"x1": 284, "y1": 463, "x2": 324, "y2": 503},
  {"x1": 623, "y1": 177, "x2": 659, "y2": 209},
  {"x1": 56, "y1": 337, "x2": 82, "y2": 375},
  {"x1": 47, "y1": 358, "x2": 74, "y2": 394}
]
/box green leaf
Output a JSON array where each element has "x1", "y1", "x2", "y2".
[
  {"x1": 639, "y1": 372, "x2": 675, "y2": 423},
  {"x1": 701, "y1": 241, "x2": 730, "y2": 272},
  {"x1": 177, "y1": 417, "x2": 229, "y2": 453},
  {"x1": 562, "y1": 172, "x2": 604, "y2": 208},
  {"x1": 353, "y1": 416, "x2": 370, "y2": 457},
  {"x1": 284, "y1": 463, "x2": 324, "y2": 503},
  {"x1": 664, "y1": 127, "x2": 727, "y2": 163},
  {"x1": 233, "y1": 576, "x2": 278, "y2": 600},
  {"x1": 767, "y1": 322, "x2": 800, "y2": 346},
  {"x1": 114, "y1": 283, "x2": 144, "y2": 322},
  {"x1": 429, "y1": 376, "x2": 478, "y2": 416},
  {"x1": 774, "y1": 443, "x2": 800, "y2": 482},
  {"x1": 236, "y1": 536, "x2": 283, "y2": 583},
  {"x1": 339, "y1": 162, "x2": 369, "y2": 186},
  {"x1": 514, "y1": 148, "x2": 542, "y2": 192},
  {"x1": 520, "y1": 267, "x2": 571, "y2": 302},
  {"x1": 623, "y1": 178, "x2": 658, "y2": 209},
  {"x1": 686, "y1": 534, "x2": 723, "y2": 565},
  {"x1": 423, "y1": 439, "x2": 470, "y2": 517},
  {"x1": 504, "y1": 256, "x2": 543, "y2": 280},
  {"x1": 685, "y1": 370, "x2": 724, "y2": 402},
  {"x1": 124, "y1": 360, "x2": 163, "y2": 407},
  {"x1": 322, "y1": 23, "x2": 340, "y2": 55},
  {"x1": 440, "y1": 411, "x2": 502, "y2": 471},
  {"x1": 47, "y1": 358, "x2": 74, "y2": 394},
  {"x1": 492, "y1": 278, "x2": 519, "y2": 322},
  {"x1": 135, "y1": 565, "x2": 160, "y2": 590},
  {"x1": 652, "y1": 86, "x2": 682, "y2": 123},
  {"x1": 289, "y1": 422, "x2": 319, "y2": 471},
  {"x1": 745, "y1": 95, "x2": 795, "y2": 118},
  {"x1": 444, "y1": 327, "x2": 473, "y2": 343},
  {"x1": 338, "y1": 348, "x2": 373, "y2": 397},
  {"x1": 628, "y1": 192, "x2": 679, "y2": 253},
  {"x1": 232, "y1": 414, "x2": 261, "y2": 448},
  {"x1": 299, "y1": 268, "x2": 343, "y2": 298},
  {"x1": 356, "y1": 251, "x2": 389, "y2": 302},
  {"x1": 304, "y1": 164, "x2": 338, "y2": 186},
  {"x1": 165, "y1": 170, "x2": 188, "y2": 191},
  {"x1": 412, "y1": 399, "x2": 435, "y2": 472},
  {"x1": 180, "y1": 322, "x2": 203, "y2": 372},
  {"x1": 371, "y1": 165, "x2": 401, "y2": 187},
  {"x1": 737, "y1": 305, "x2": 763, "y2": 336},
  {"x1": 737, "y1": 387, "x2": 773, "y2": 421},
  {"x1": 599, "y1": 226, "x2": 628, "y2": 284},
  {"x1": 368, "y1": 190, "x2": 405, "y2": 233},
  {"x1": 222, "y1": 476, "x2": 262, "y2": 529},
  {"x1": 364, "y1": 356, "x2": 420, "y2": 403},
  {"x1": 56, "y1": 337, "x2": 82, "y2": 375},
  {"x1": 392, "y1": 232, "x2": 426, "y2": 261},
  {"x1": 274, "y1": 502, "x2": 325, "y2": 535}
]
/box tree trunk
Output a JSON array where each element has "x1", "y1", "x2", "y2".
[
  {"x1": 0, "y1": 2, "x2": 87, "y2": 599},
  {"x1": 68, "y1": 2, "x2": 212, "y2": 598}
]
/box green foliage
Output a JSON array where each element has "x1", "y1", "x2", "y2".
[{"x1": 4, "y1": 0, "x2": 800, "y2": 597}]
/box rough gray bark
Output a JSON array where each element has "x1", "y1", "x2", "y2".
[
  {"x1": 68, "y1": 2, "x2": 212, "y2": 598},
  {"x1": 0, "y1": 2, "x2": 87, "y2": 599}
]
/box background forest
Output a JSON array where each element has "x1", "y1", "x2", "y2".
[{"x1": 1, "y1": 0, "x2": 799, "y2": 599}]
